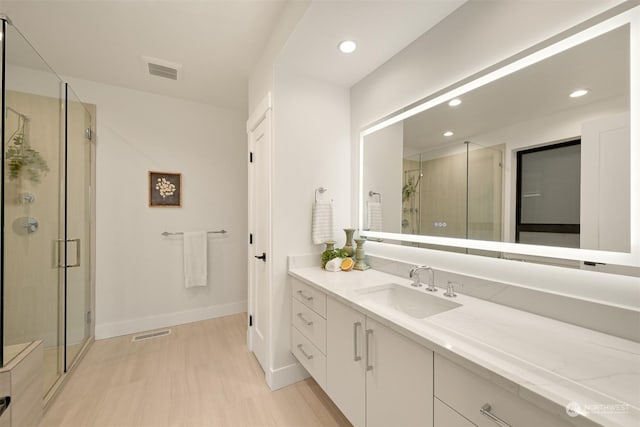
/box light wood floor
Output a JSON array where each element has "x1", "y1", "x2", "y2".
[{"x1": 40, "y1": 313, "x2": 351, "y2": 427}]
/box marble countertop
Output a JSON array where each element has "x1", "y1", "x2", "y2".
[{"x1": 288, "y1": 265, "x2": 640, "y2": 427}]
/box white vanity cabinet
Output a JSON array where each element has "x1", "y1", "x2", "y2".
[
  {"x1": 326, "y1": 296, "x2": 433, "y2": 427},
  {"x1": 434, "y1": 398, "x2": 476, "y2": 427},
  {"x1": 434, "y1": 354, "x2": 586, "y2": 427},
  {"x1": 325, "y1": 296, "x2": 366, "y2": 426},
  {"x1": 291, "y1": 279, "x2": 327, "y2": 390}
]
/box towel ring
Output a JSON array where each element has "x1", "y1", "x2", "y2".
[
  {"x1": 369, "y1": 191, "x2": 381, "y2": 203},
  {"x1": 315, "y1": 187, "x2": 327, "y2": 202}
]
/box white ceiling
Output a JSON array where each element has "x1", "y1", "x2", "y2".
[
  {"x1": 1, "y1": 0, "x2": 288, "y2": 112},
  {"x1": 278, "y1": 0, "x2": 465, "y2": 87},
  {"x1": 0, "y1": 0, "x2": 465, "y2": 112}
]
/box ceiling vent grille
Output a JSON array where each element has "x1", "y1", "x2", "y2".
[
  {"x1": 148, "y1": 62, "x2": 178, "y2": 80},
  {"x1": 142, "y1": 56, "x2": 182, "y2": 81}
]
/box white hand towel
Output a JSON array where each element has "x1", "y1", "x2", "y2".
[
  {"x1": 311, "y1": 200, "x2": 334, "y2": 244},
  {"x1": 184, "y1": 231, "x2": 207, "y2": 288},
  {"x1": 367, "y1": 201, "x2": 383, "y2": 231}
]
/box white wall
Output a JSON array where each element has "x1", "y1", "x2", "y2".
[
  {"x1": 248, "y1": 1, "x2": 310, "y2": 114},
  {"x1": 351, "y1": 0, "x2": 639, "y2": 310},
  {"x1": 248, "y1": 1, "x2": 350, "y2": 388},
  {"x1": 270, "y1": 64, "x2": 351, "y2": 383},
  {"x1": 362, "y1": 122, "x2": 402, "y2": 232},
  {"x1": 65, "y1": 77, "x2": 249, "y2": 339}
]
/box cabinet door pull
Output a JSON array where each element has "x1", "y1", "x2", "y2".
[
  {"x1": 296, "y1": 312, "x2": 313, "y2": 326},
  {"x1": 480, "y1": 404, "x2": 511, "y2": 427},
  {"x1": 365, "y1": 329, "x2": 374, "y2": 371},
  {"x1": 353, "y1": 322, "x2": 362, "y2": 361},
  {"x1": 296, "y1": 344, "x2": 314, "y2": 360},
  {"x1": 296, "y1": 290, "x2": 314, "y2": 301}
]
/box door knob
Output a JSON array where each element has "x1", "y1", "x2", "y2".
[{"x1": 254, "y1": 252, "x2": 267, "y2": 262}]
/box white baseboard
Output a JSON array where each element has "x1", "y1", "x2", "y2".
[
  {"x1": 266, "y1": 360, "x2": 310, "y2": 391},
  {"x1": 95, "y1": 300, "x2": 247, "y2": 340}
]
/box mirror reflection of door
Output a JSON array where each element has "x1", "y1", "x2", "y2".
[{"x1": 516, "y1": 140, "x2": 581, "y2": 248}]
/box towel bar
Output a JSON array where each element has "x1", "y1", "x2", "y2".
[
  {"x1": 161, "y1": 230, "x2": 227, "y2": 236},
  {"x1": 315, "y1": 187, "x2": 327, "y2": 202}
]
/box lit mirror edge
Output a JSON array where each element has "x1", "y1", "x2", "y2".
[{"x1": 358, "y1": 6, "x2": 640, "y2": 268}]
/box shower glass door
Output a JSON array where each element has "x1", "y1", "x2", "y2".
[
  {"x1": 2, "y1": 23, "x2": 65, "y2": 394},
  {"x1": 65, "y1": 86, "x2": 92, "y2": 369}
]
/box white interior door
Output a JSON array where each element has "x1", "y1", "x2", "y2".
[
  {"x1": 247, "y1": 98, "x2": 271, "y2": 374},
  {"x1": 581, "y1": 113, "x2": 630, "y2": 252}
]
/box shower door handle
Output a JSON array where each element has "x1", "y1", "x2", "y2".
[
  {"x1": 67, "y1": 238, "x2": 81, "y2": 268},
  {"x1": 56, "y1": 239, "x2": 81, "y2": 268}
]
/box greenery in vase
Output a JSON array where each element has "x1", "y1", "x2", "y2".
[
  {"x1": 402, "y1": 175, "x2": 416, "y2": 202},
  {"x1": 322, "y1": 248, "x2": 350, "y2": 268},
  {"x1": 5, "y1": 122, "x2": 49, "y2": 184}
]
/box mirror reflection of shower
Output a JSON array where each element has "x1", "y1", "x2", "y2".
[{"x1": 402, "y1": 165, "x2": 423, "y2": 235}]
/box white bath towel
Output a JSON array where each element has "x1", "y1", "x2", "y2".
[
  {"x1": 183, "y1": 231, "x2": 207, "y2": 288},
  {"x1": 311, "y1": 200, "x2": 334, "y2": 244},
  {"x1": 367, "y1": 201, "x2": 383, "y2": 231}
]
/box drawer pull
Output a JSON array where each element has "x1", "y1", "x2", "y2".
[
  {"x1": 296, "y1": 312, "x2": 313, "y2": 326},
  {"x1": 297, "y1": 344, "x2": 314, "y2": 360},
  {"x1": 297, "y1": 290, "x2": 314, "y2": 301},
  {"x1": 353, "y1": 322, "x2": 362, "y2": 361},
  {"x1": 480, "y1": 404, "x2": 511, "y2": 427},
  {"x1": 365, "y1": 329, "x2": 374, "y2": 371}
]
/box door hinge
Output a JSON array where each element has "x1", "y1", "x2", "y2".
[
  {"x1": 86, "y1": 310, "x2": 92, "y2": 324},
  {"x1": 249, "y1": 315, "x2": 253, "y2": 327},
  {"x1": 85, "y1": 128, "x2": 93, "y2": 141},
  {"x1": 249, "y1": 152, "x2": 254, "y2": 163},
  {"x1": 249, "y1": 233, "x2": 253, "y2": 245}
]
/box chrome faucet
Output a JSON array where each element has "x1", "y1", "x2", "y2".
[
  {"x1": 444, "y1": 281, "x2": 459, "y2": 298},
  {"x1": 409, "y1": 265, "x2": 436, "y2": 291}
]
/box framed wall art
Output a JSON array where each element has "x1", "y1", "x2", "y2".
[{"x1": 149, "y1": 171, "x2": 182, "y2": 207}]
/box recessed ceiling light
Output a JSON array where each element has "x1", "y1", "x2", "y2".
[
  {"x1": 338, "y1": 40, "x2": 357, "y2": 54},
  {"x1": 448, "y1": 98, "x2": 462, "y2": 107},
  {"x1": 443, "y1": 131, "x2": 454, "y2": 137},
  {"x1": 569, "y1": 89, "x2": 589, "y2": 98}
]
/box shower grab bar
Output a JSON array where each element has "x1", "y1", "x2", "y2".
[{"x1": 161, "y1": 230, "x2": 227, "y2": 236}]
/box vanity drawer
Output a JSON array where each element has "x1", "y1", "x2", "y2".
[
  {"x1": 292, "y1": 327, "x2": 326, "y2": 390},
  {"x1": 292, "y1": 299, "x2": 326, "y2": 352},
  {"x1": 434, "y1": 354, "x2": 575, "y2": 427},
  {"x1": 292, "y1": 278, "x2": 326, "y2": 317},
  {"x1": 434, "y1": 397, "x2": 476, "y2": 427}
]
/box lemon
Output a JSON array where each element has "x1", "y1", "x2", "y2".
[{"x1": 341, "y1": 258, "x2": 354, "y2": 271}]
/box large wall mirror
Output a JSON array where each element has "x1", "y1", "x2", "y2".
[{"x1": 359, "y1": 7, "x2": 639, "y2": 268}]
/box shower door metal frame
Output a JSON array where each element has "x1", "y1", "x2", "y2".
[
  {"x1": 0, "y1": 16, "x2": 96, "y2": 408},
  {"x1": 0, "y1": 15, "x2": 8, "y2": 368}
]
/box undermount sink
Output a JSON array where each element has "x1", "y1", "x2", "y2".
[{"x1": 355, "y1": 283, "x2": 461, "y2": 319}]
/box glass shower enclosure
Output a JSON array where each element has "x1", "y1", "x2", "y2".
[
  {"x1": 0, "y1": 15, "x2": 94, "y2": 400},
  {"x1": 402, "y1": 141, "x2": 504, "y2": 242}
]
